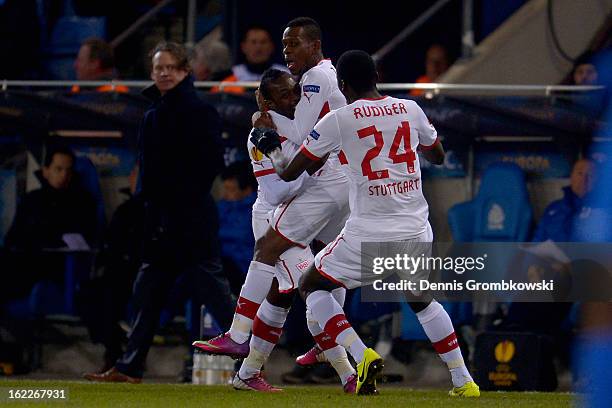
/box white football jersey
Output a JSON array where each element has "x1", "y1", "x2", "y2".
[
  {"x1": 300, "y1": 96, "x2": 439, "y2": 240},
  {"x1": 247, "y1": 127, "x2": 301, "y2": 218},
  {"x1": 268, "y1": 59, "x2": 348, "y2": 183}
]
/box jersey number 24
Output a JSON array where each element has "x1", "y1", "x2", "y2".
[{"x1": 357, "y1": 121, "x2": 416, "y2": 181}]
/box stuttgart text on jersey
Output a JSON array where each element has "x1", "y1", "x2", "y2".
[{"x1": 368, "y1": 178, "x2": 421, "y2": 197}]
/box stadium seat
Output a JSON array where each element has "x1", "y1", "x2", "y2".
[{"x1": 448, "y1": 162, "x2": 532, "y2": 242}]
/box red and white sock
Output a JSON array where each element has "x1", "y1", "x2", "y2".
[
  {"x1": 308, "y1": 287, "x2": 354, "y2": 384},
  {"x1": 228, "y1": 261, "x2": 275, "y2": 344},
  {"x1": 306, "y1": 290, "x2": 367, "y2": 363},
  {"x1": 239, "y1": 300, "x2": 289, "y2": 379},
  {"x1": 416, "y1": 301, "x2": 473, "y2": 387}
]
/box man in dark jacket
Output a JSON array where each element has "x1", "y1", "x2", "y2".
[
  {"x1": 532, "y1": 159, "x2": 594, "y2": 242},
  {"x1": 504, "y1": 159, "x2": 595, "y2": 368},
  {"x1": 3, "y1": 144, "x2": 97, "y2": 298},
  {"x1": 85, "y1": 41, "x2": 235, "y2": 383}
]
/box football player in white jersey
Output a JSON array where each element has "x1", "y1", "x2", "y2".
[
  {"x1": 196, "y1": 18, "x2": 357, "y2": 392},
  {"x1": 251, "y1": 50, "x2": 480, "y2": 397}
]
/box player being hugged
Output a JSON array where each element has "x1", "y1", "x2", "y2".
[{"x1": 251, "y1": 50, "x2": 480, "y2": 397}]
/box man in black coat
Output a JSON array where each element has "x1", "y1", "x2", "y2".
[
  {"x1": 85, "y1": 41, "x2": 235, "y2": 382},
  {"x1": 3, "y1": 144, "x2": 97, "y2": 299}
]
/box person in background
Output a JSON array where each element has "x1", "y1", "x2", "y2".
[
  {"x1": 72, "y1": 37, "x2": 128, "y2": 93},
  {"x1": 217, "y1": 161, "x2": 257, "y2": 294},
  {"x1": 192, "y1": 40, "x2": 233, "y2": 82},
  {"x1": 232, "y1": 25, "x2": 287, "y2": 81},
  {"x1": 410, "y1": 44, "x2": 449, "y2": 96},
  {"x1": 84, "y1": 41, "x2": 234, "y2": 383},
  {"x1": 3, "y1": 143, "x2": 97, "y2": 299},
  {"x1": 503, "y1": 158, "x2": 596, "y2": 376},
  {"x1": 571, "y1": 52, "x2": 598, "y2": 85},
  {"x1": 533, "y1": 159, "x2": 594, "y2": 242},
  {"x1": 217, "y1": 26, "x2": 288, "y2": 93},
  {"x1": 570, "y1": 50, "x2": 611, "y2": 408}
]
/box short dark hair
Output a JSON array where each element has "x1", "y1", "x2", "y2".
[
  {"x1": 221, "y1": 161, "x2": 257, "y2": 191},
  {"x1": 259, "y1": 68, "x2": 289, "y2": 100},
  {"x1": 44, "y1": 144, "x2": 76, "y2": 167},
  {"x1": 149, "y1": 41, "x2": 191, "y2": 72},
  {"x1": 83, "y1": 37, "x2": 115, "y2": 70},
  {"x1": 285, "y1": 17, "x2": 321, "y2": 42},
  {"x1": 241, "y1": 25, "x2": 273, "y2": 42},
  {"x1": 337, "y1": 50, "x2": 378, "y2": 93}
]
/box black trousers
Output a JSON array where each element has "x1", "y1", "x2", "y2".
[{"x1": 115, "y1": 251, "x2": 234, "y2": 378}]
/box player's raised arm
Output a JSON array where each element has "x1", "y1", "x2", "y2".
[
  {"x1": 249, "y1": 128, "x2": 311, "y2": 181},
  {"x1": 247, "y1": 127, "x2": 312, "y2": 205}
]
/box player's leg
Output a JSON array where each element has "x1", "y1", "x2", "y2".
[
  {"x1": 233, "y1": 279, "x2": 293, "y2": 392},
  {"x1": 193, "y1": 217, "x2": 289, "y2": 357},
  {"x1": 301, "y1": 287, "x2": 357, "y2": 391},
  {"x1": 299, "y1": 254, "x2": 382, "y2": 395},
  {"x1": 401, "y1": 222, "x2": 479, "y2": 397},
  {"x1": 296, "y1": 205, "x2": 354, "y2": 372},
  {"x1": 406, "y1": 296, "x2": 479, "y2": 397},
  {"x1": 253, "y1": 240, "x2": 356, "y2": 392}
]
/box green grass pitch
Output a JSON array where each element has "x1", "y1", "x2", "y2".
[{"x1": 0, "y1": 380, "x2": 574, "y2": 407}]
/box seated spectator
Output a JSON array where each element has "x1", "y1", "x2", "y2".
[
  {"x1": 3, "y1": 143, "x2": 97, "y2": 299},
  {"x1": 503, "y1": 159, "x2": 595, "y2": 368},
  {"x1": 532, "y1": 158, "x2": 594, "y2": 242},
  {"x1": 71, "y1": 37, "x2": 128, "y2": 93},
  {"x1": 192, "y1": 40, "x2": 233, "y2": 82},
  {"x1": 410, "y1": 44, "x2": 449, "y2": 96},
  {"x1": 217, "y1": 26, "x2": 288, "y2": 93},
  {"x1": 217, "y1": 161, "x2": 257, "y2": 294},
  {"x1": 571, "y1": 52, "x2": 598, "y2": 85}
]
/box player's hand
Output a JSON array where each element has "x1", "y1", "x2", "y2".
[
  {"x1": 250, "y1": 127, "x2": 281, "y2": 156},
  {"x1": 253, "y1": 111, "x2": 276, "y2": 129}
]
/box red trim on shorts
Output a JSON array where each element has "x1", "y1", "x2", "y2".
[
  {"x1": 315, "y1": 234, "x2": 346, "y2": 287},
  {"x1": 314, "y1": 332, "x2": 336, "y2": 351},
  {"x1": 277, "y1": 259, "x2": 295, "y2": 293},
  {"x1": 338, "y1": 150, "x2": 348, "y2": 165},
  {"x1": 235, "y1": 296, "x2": 260, "y2": 320},
  {"x1": 253, "y1": 168, "x2": 276, "y2": 178},
  {"x1": 318, "y1": 101, "x2": 331, "y2": 119},
  {"x1": 317, "y1": 235, "x2": 344, "y2": 269},
  {"x1": 323, "y1": 314, "x2": 351, "y2": 342},
  {"x1": 273, "y1": 227, "x2": 307, "y2": 249},
  {"x1": 419, "y1": 137, "x2": 440, "y2": 151},
  {"x1": 432, "y1": 332, "x2": 459, "y2": 354},
  {"x1": 273, "y1": 196, "x2": 307, "y2": 249},
  {"x1": 316, "y1": 267, "x2": 347, "y2": 288},
  {"x1": 300, "y1": 145, "x2": 321, "y2": 161},
  {"x1": 252, "y1": 316, "x2": 283, "y2": 344}
]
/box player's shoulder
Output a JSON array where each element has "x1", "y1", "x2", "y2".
[
  {"x1": 302, "y1": 61, "x2": 334, "y2": 87},
  {"x1": 402, "y1": 97, "x2": 424, "y2": 112}
]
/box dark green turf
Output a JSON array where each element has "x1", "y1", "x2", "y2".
[{"x1": 0, "y1": 380, "x2": 574, "y2": 407}]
